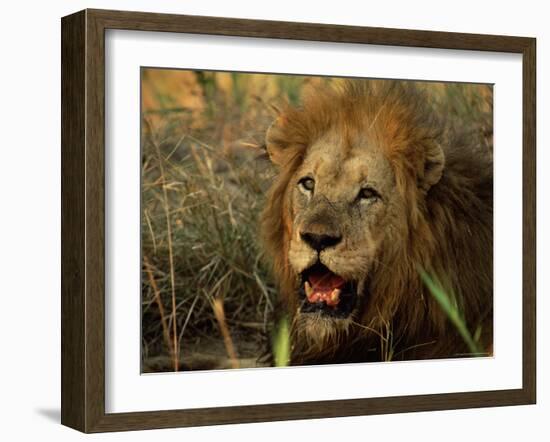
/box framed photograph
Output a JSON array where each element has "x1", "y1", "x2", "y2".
[{"x1": 61, "y1": 9, "x2": 536, "y2": 433}]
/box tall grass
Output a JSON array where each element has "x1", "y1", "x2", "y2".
[
  {"x1": 141, "y1": 71, "x2": 291, "y2": 370},
  {"x1": 141, "y1": 125, "x2": 278, "y2": 370}
]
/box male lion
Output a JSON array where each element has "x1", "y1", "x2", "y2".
[{"x1": 261, "y1": 80, "x2": 493, "y2": 365}]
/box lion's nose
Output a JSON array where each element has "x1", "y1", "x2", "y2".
[{"x1": 300, "y1": 231, "x2": 342, "y2": 252}]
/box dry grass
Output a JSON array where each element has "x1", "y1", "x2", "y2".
[
  {"x1": 211, "y1": 298, "x2": 240, "y2": 369},
  {"x1": 141, "y1": 69, "x2": 302, "y2": 371}
]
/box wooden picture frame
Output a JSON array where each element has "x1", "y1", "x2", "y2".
[{"x1": 61, "y1": 8, "x2": 536, "y2": 433}]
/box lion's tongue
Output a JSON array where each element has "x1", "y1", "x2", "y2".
[
  {"x1": 309, "y1": 271, "x2": 345, "y2": 290},
  {"x1": 306, "y1": 270, "x2": 345, "y2": 307}
]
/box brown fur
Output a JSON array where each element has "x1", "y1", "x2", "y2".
[{"x1": 261, "y1": 80, "x2": 493, "y2": 364}]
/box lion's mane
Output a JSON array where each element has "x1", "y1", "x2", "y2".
[{"x1": 261, "y1": 80, "x2": 493, "y2": 363}]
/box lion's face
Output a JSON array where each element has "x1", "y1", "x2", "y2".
[
  {"x1": 262, "y1": 80, "x2": 449, "y2": 357},
  {"x1": 287, "y1": 129, "x2": 404, "y2": 337}
]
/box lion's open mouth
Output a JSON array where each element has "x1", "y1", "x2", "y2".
[{"x1": 299, "y1": 263, "x2": 357, "y2": 318}]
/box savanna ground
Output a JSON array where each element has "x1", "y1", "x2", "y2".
[{"x1": 140, "y1": 69, "x2": 493, "y2": 373}]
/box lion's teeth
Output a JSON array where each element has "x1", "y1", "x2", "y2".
[
  {"x1": 330, "y1": 288, "x2": 341, "y2": 303},
  {"x1": 304, "y1": 281, "x2": 313, "y2": 297}
]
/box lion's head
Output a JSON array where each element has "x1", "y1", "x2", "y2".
[{"x1": 261, "y1": 80, "x2": 492, "y2": 363}]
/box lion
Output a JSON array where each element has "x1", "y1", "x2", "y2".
[{"x1": 261, "y1": 79, "x2": 493, "y2": 365}]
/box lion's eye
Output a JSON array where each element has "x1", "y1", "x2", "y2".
[
  {"x1": 358, "y1": 187, "x2": 380, "y2": 201},
  {"x1": 298, "y1": 177, "x2": 315, "y2": 193}
]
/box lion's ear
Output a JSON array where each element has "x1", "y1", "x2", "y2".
[
  {"x1": 421, "y1": 142, "x2": 445, "y2": 190},
  {"x1": 265, "y1": 116, "x2": 291, "y2": 167}
]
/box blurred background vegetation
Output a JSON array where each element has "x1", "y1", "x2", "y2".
[{"x1": 140, "y1": 68, "x2": 493, "y2": 372}]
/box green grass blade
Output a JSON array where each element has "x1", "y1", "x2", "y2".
[
  {"x1": 419, "y1": 270, "x2": 484, "y2": 355},
  {"x1": 273, "y1": 317, "x2": 290, "y2": 367}
]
